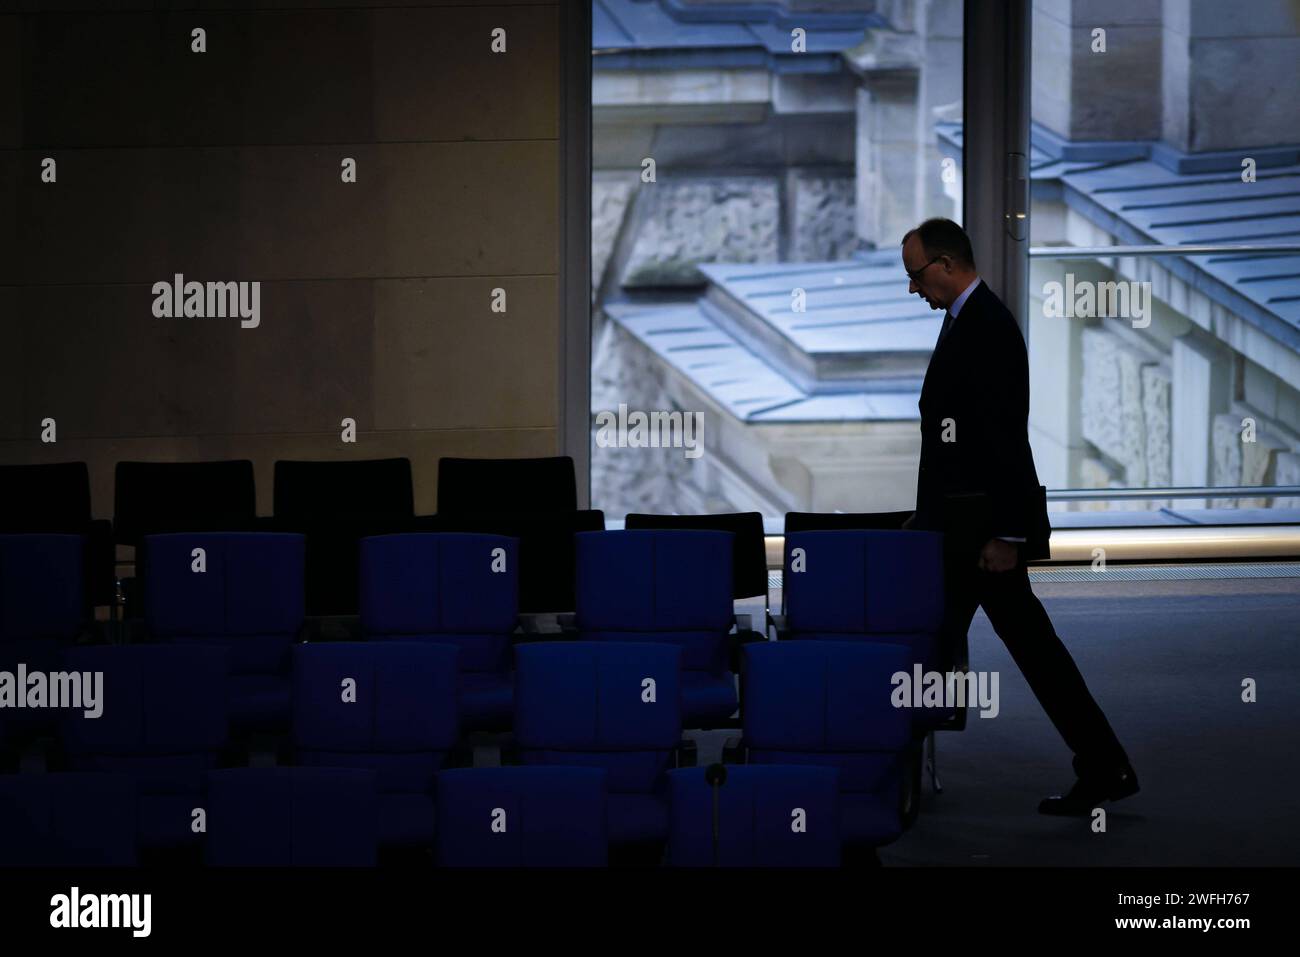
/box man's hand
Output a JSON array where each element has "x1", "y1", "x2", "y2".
[{"x1": 978, "y1": 538, "x2": 1018, "y2": 573}]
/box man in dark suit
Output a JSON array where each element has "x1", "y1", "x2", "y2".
[{"x1": 900, "y1": 217, "x2": 1138, "y2": 815}]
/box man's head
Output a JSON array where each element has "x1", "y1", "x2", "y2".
[{"x1": 901, "y1": 218, "x2": 978, "y2": 311}]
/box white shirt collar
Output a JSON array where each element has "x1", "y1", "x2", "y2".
[{"x1": 949, "y1": 276, "x2": 982, "y2": 318}]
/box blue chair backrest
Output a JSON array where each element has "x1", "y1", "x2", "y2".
[
  {"x1": 61, "y1": 644, "x2": 229, "y2": 759},
  {"x1": 143, "y1": 532, "x2": 305, "y2": 675},
  {"x1": 514, "y1": 641, "x2": 683, "y2": 794},
  {"x1": 291, "y1": 642, "x2": 460, "y2": 794},
  {"x1": 204, "y1": 767, "x2": 378, "y2": 867},
  {"x1": 667, "y1": 765, "x2": 841, "y2": 867},
  {"x1": 576, "y1": 530, "x2": 733, "y2": 674},
  {"x1": 0, "y1": 773, "x2": 138, "y2": 866},
  {"x1": 359, "y1": 533, "x2": 518, "y2": 672},
  {"x1": 741, "y1": 641, "x2": 912, "y2": 794},
  {"x1": 783, "y1": 530, "x2": 944, "y2": 638},
  {"x1": 58, "y1": 643, "x2": 229, "y2": 840},
  {"x1": 436, "y1": 767, "x2": 608, "y2": 867},
  {"x1": 0, "y1": 533, "x2": 85, "y2": 643}
]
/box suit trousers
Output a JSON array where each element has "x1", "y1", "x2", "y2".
[{"x1": 941, "y1": 541, "x2": 1131, "y2": 780}]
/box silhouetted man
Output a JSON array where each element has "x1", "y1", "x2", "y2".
[{"x1": 900, "y1": 217, "x2": 1138, "y2": 816}]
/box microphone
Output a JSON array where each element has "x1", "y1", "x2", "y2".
[{"x1": 705, "y1": 763, "x2": 727, "y2": 867}]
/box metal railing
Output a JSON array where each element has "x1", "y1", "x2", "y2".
[
  {"x1": 1029, "y1": 243, "x2": 1300, "y2": 258},
  {"x1": 1048, "y1": 486, "x2": 1300, "y2": 502}
]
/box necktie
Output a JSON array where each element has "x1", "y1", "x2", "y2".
[{"x1": 936, "y1": 311, "x2": 954, "y2": 348}]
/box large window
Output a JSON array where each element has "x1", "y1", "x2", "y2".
[
  {"x1": 1023, "y1": 0, "x2": 1300, "y2": 519},
  {"x1": 587, "y1": 0, "x2": 1300, "y2": 526},
  {"x1": 589, "y1": 0, "x2": 962, "y2": 522}
]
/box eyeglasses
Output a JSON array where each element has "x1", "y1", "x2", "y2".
[{"x1": 905, "y1": 256, "x2": 946, "y2": 283}]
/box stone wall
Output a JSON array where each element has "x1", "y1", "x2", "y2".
[
  {"x1": 1074, "y1": 322, "x2": 1300, "y2": 512},
  {"x1": 1162, "y1": 0, "x2": 1300, "y2": 152},
  {"x1": 786, "y1": 170, "x2": 859, "y2": 262},
  {"x1": 619, "y1": 178, "x2": 781, "y2": 288},
  {"x1": 1141, "y1": 364, "x2": 1172, "y2": 487},
  {"x1": 596, "y1": 171, "x2": 856, "y2": 293},
  {"x1": 589, "y1": 321, "x2": 706, "y2": 518},
  {"x1": 1212, "y1": 409, "x2": 1294, "y2": 508},
  {"x1": 591, "y1": 173, "x2": 636, "y2": 302},
  {"x1": 1032, "y1": 0, "x2": 1164, "y2": 142},
  {"x1": 1211, "y1": 413, "x2": 1245, "y2": 508},
  {"x1": 1079, "y1": 324, "x2": 1170, "y2": 499}
]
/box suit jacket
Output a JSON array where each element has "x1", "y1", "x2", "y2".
[{"x1": 915, "y1": 280, "x2": 1051, "y2": 560}]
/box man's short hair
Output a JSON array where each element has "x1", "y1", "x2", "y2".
[{"x1": 901, "y1": 218, "x2": 975, "y2": 269}]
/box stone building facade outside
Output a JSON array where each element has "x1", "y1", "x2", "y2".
[{"x1": 590, "y1": 0, "x2": 1300, "y2": 520}]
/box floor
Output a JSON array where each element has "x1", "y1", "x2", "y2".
[{"x1": 713, "y1": 576, "x2": 1300, "y2": 866}]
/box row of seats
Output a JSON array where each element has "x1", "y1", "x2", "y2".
[
  {"x1": 1, "y1": 524, "x2": 948, "y2": 733},
  {"x1": 2, "y1": 527, "x2": 932, "y2": 861},
  {"x1": 1, "y1": 640, "x2": 908, "y2": 864},
  {"x1": 1, "y1": 454, "x2": 961, "y2": 867},
  {"x1": 0, "y1": 457, "x2": 938, "y2": 625},
  {"x1": 0, "y1": 456, "x2": 596, "y2": 615},
  {"x1": 1, "y1": 764, "x2": 845, "y2": 868},
  {"x1": 4, "y1": 456, "x2": 579, "y2": 546}
]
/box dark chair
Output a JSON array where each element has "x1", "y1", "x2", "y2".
[
  {"x1": 291, "y1": 641, "x2": 461, "y2": 851},
  {"x1": 436, "y1": 456, "x2": 577, "y2": 515},
  {"x1": 272, "y1": 458, "x2": 415, "y2": 616},
  {"x1": 666, "y1": 765, "x2": 841, "y2": 867},
  {"x1": 60, "y1": 644, "x2": 230, "y2": 853},
  {"x1": 435, "y1": 767, "x2": 608, "y2": 867},
  {"x1": 575, "y1": 530, "x2": 738, "y2": 728},
  {"x1": 624, "y1": 513, "x2": 772, "y2": 706},
  {"x1": 142, "y1": 532, "x2": 306, "y2": 736},
  {"x1": 782, "y1": 530, "x2": 948, "y2": 673},
  {"x1": 0, "y1": 534, "x2": 92, "y2": 751},
  {"x1": 273, "y1": 458, "x2": 414, "y2": 526},
  {"x1": 781, "y1": 522, "x2": 962, "y2": 803},
  {"x1": 204, "y1": 767, "x2": 379, "y2": 867},
  {"x1": 114, "y1": 460, "x2": 258, "y2": 545},
  {"x1": 359, "y1": 533, "x2": 519, "y2": 731},
  {"x1": 778, "y1": 510, "x2": 912, "y2": 623},
  {"x1": 0, "y1": 462, "x2": 114, "y2": 608},
  {"x1": 727, "y1": 641, "x2": 914, "y2": 850},
  {"x1": 114, "y1": 460, "x2": 259, "y2": 619},
  {"x1": 431, "y1": 456, "x2": 592, "y2": 617},
  {"x1": 0, "y1": 773, "x2": 138, "y2": 866},
  {"x1": 428, "y1": 509, "x2": 605, "y2": 615},
  {"x1": 512, "y1": 641, "x2": 692, "y2": 850},
  {"x1": 0, "y1": 533, "x2": 89, "y2": 661},
  {"x1": 781, "y1": 508, "x2": 970, "y2": 726},
  {"x1": 624, "y1": 510, "x2": 769, "y2": 613}
]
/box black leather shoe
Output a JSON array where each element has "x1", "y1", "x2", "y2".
[{"x1": 1038, "y1": 766, "x2": 1139, "y2": 816}]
